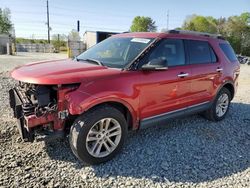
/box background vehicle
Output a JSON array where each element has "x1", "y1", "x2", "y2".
[
  {"x1": 9, "y1": 30, "x2": 240, "y2": 164},
  {"x1": 237, "y1": 55, "x2": 250, "y2": 65}
]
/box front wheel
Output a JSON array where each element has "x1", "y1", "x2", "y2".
[
  {"x1": 69, "y1": 105, "x2": 127, "y2": 165},
  {"x1": 203, "y1": 87, "x2": 231, "y2": 121}
]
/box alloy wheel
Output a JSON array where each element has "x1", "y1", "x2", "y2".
[
  {"x1": 86, "y1": 118, "x2": 122, "y2": 158},
  {"x1": 216, "y1": 93, "x2": 229, "y2": 117}
]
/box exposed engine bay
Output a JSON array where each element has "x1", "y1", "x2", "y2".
[
  {"x1": 9, "y1": 82, "x2": 77, "y2": 141},
  {"x1": 10, "y1": 82, "x2": 58, "y2": 118}
]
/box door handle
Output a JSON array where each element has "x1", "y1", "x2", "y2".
[
  {"x1": 178, "y1": 73, "x2": 189, "y2": 78},
  {"x1": 216, "y1": 68, "x2": 223, "y2": 72}
]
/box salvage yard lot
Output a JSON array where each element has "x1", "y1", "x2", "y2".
[{"x1": 0, "y1": 53, "x2": 249, "y2": 187}]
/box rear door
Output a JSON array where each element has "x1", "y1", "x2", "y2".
[{"x1": 185, "y1": 39, "x2": 222, "y2": 104}]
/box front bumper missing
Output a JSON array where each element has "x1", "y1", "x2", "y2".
[
  {"x1": 9, "y1": 88, "x2": 34, "y2": 141},
  {"x1": 9, "y1": 87, "x2": 69, "y2": 142}
]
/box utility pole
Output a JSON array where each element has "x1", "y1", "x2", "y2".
[
  {"x1": 46, "y1": 0, "x2": 50, "y2": 43},
  {"x1": 167, "y1": 10, "x2": 169, "y2": 30},
  {"x1": 77, "y1": 20, "x2": 80, "y2": 32}
]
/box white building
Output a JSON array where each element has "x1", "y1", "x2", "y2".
[{"x1": 83, "y1": 31, "x2": 119, "y2": 49}]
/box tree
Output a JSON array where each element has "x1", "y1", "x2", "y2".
[
  {"x1": 224, "y1": 13, "x2": 250, "y2": 55},
  {"x1": 181, "y1": 12, "x2": 250, "y2": 56},
  {"x1": 0, "y1": 8, "x2": 13, "y2": 34},
  {"x1": 130, "y1": 16, "x2": 157, "y2": 32},
  {"x1": 216, "y1": 17, "x2": 227, "y2": 34},
  {"x1": 68, "y1": 29, "x2": 80, "y2": 41},
  {"x1": 51, "y1": 34, "x2": 67, "y2": 51},
  {"x1": 182, "y1": 15, "x2": 217, "y2": 33}
]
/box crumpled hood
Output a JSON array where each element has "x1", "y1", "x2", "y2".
[{"x1": 11, "y1": 59, "x2": 121, "y2": 84}]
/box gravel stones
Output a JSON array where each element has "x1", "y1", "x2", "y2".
[{"x1": 0, "y1": 55, "x2": 250, "y2": 187}]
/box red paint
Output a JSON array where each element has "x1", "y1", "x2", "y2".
[
  {"x1": 25, "y1": 114, "x2": 55, "y2": 128},
  {"x1": 11, "y1": 32, "x2": 240, "y2": 130}
]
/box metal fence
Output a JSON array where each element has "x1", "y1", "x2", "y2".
[
  {"x1": 16, "y1": 43, "x2": 54, "y2": 53},
  {"x1": 68, "y1": 40, "x2": 86, "y2": 58}
]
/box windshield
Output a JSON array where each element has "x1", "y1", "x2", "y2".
[{"x1": 77, "y1": 37, "x2": 154, "y2": 68}]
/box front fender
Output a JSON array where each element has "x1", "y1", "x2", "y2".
[{"x1": 66, "y1": 90, "x2": 139, "y2": 129}]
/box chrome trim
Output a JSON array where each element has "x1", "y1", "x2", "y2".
[
  {"x1": 178, "y1": 73, "x2": 189, "y2": 77},
  {"x1": 142, "y1": 101, "x2": 210, "y2": 121},
  {"x1": 216, "y1": 68, "x2": 223, "y2": 72}
]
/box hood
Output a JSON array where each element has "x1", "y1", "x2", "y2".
[{"x1": 11, "y1": 59, "x2": 121, "y2": 84}]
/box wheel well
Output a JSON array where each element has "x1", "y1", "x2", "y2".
[
  {"x1": 223, "y1": 83, "x2": 235, "y2": 100},
  {"x1": 86, "y1": 102, "x2": 133, "y2": 130}
]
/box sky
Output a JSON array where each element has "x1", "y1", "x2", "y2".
[{"x1": 0, "y1": 0, "x2": 249, "y2": 39}]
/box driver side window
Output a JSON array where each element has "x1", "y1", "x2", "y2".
[{"x1": 148, "y1": 39, "x2": 185, "y2": 67}]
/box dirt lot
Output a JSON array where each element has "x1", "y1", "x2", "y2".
[
  {"x1": 0, "y1": 53, "x2": 249, "y2": 187},
  {"x1": 0, "y1": 52, "x2": 67, "y2": 72}
]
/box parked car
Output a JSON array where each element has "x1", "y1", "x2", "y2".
[
  {"x1": 237, "y1": 54, "x2": 250, "y2": 64},
  {"x1": 9, "y1": 30, "x2": 240, "y2": 165}
]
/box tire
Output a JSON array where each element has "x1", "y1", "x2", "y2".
[
  {"x1": 69, "y1": 105, "x2": 128, "y2": 165},
  {"x1": 203, "y1": 87, "x2": 231, "y2": 122}
]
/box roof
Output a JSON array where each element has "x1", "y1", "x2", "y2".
[
  {"x1": 113, "y1": 32, "x2": 162, "y2": 38},
  {"x1": 113, "y1": 30, "x2": 225, "y2": 41}
]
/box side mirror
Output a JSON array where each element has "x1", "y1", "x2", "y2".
[{"x1": 141, "y1": 59, "x2": 168, "y2": 71}]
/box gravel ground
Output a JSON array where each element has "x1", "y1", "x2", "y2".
[{"x1": 0, "y1": 53, "x2": 249, "y2": 187}]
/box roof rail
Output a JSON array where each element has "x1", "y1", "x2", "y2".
[{"x1": 166, "y1": 30, "x2": 225, "y2": 40}]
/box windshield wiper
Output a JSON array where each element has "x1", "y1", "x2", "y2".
[{"x1": 76, "y1": 58, "x2": 104, "y2": 66}]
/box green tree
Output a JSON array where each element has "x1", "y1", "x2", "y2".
[
  {"x1": 68, "y1": 29, "x2": 80, "y2": 41},
  {"x1": 225, "y1": 12, "x2": 250, "y2": 55},
  {"x1": 182, "y1": 15, "x2": 217, "y2": 33},
  {"x1": 130, "y1": 16, "x2": 157, "y2": 32},
  {"x1": 216, "y1": 17, "x2": 227, "y2": 34},
  {"x1": 0, "y1": 8, "x2": 13, "y2": 34},
  {"x1": 181, "y1": 12, "x2": 250, "y2": 56},
  {"x1": 51, "y1": 34, "x2": 67, "y2": 51},
  {"x1": 16, "y1": 37, "x2": 48, "y2": 44}
]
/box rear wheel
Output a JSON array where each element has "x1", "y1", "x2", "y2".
[
  {"x1": 203, "y1": 87, "x2": 231, "y2": 121},
  {"x1": 69, "y1": 105, "x2": 127, "y2": 165}
]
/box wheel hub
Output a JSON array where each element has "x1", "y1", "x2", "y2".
[
  {"x1": 216, "y1": 93, "x2": 229, "y2": 117},
  {"x1": 86, "y1": 118, "x2": 122, "y2": 158}
]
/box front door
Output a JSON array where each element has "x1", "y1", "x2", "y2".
[{"x1": 138, "y1": 39, "x2": 193, "y2": 120}]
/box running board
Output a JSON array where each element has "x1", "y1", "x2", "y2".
[{"x1": 140, "y1": 101, "x2": 211, "y2": 129}]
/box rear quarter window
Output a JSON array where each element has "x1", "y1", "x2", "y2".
[{"x1": 219, "y1": 43, "x2": 237, "y2": 62}]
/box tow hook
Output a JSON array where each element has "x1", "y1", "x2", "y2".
[{"x1": 58, "y1": 110, "x2": 69, "y2": 120}]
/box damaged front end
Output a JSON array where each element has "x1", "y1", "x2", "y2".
[{"x1": 9, "y1": 82, "x2": 77, "y2": 142}]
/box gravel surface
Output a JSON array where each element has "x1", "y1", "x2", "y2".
[{"x1": 0, "y1": 53, "x2": 249, "y2": 187}]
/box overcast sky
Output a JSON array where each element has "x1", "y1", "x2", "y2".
[{"x1": 1, "y1": 0, "x2": 249, "y2": 39}]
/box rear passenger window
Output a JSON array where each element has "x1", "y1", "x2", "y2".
[
  {"x1": 187, "y1": 40, "x2": 216, "y2": 64},
  {"x1": 219, "y1": 43, "x2": 237, "y2": 62}
]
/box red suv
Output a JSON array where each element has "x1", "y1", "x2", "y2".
[{"x1": 9, "y1": 30, "x2": 240, "y2": 164}]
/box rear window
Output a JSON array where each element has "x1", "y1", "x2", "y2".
[
  {"x1": 219, "y1": 43, "x2": 237, "y2": 62},
  {"x1": 187, "y1": 40, "x2": 215, "y2": 64}
]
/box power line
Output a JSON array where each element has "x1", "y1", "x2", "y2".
[{"x1": 49, "y1": 5, "x2": 136, "y2": 18}]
